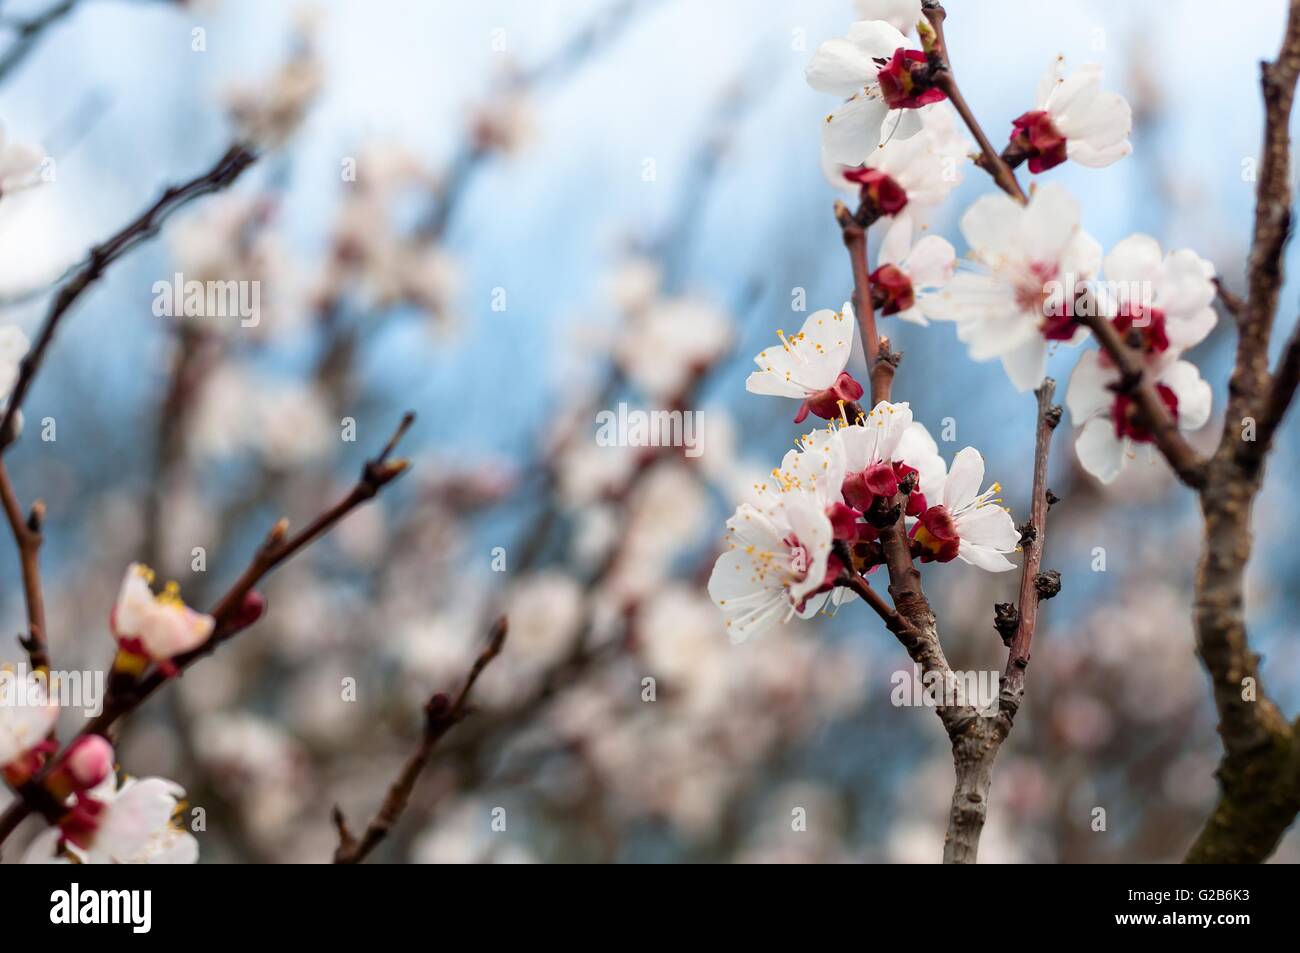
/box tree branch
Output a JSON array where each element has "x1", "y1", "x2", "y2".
[
  {"x1": 1001, "y1": 380, "x2": 1060, "y2": 711},
  {"x1": 0, "y1": 411, "x2": 416, "y2": 849},
  {"x1": 0, "y1": 460, "x2": 48, "y2": 671},
  {"x1": 922, "y1": 2, "x2": 1026, "y2": 204},
  {"x1": 333, "y1": 617, "x2": 508, "y2": 864},
  {"x1": 1185, "y1": 0, "x2": 1300, "y2": 863},
  {"x1": 0, "y1": 143, "x2": 258, "y2": 457}
]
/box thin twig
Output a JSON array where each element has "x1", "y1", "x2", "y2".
[
  {"x1": 922, "y1": 2, "x2": 1026, "y2": 204},
  {"x1": 333, "y1": 617, "x2": 508, "y2": 864},
  {"x1": 0, "y1": 143, "x2": 258, "y2": 456},
  {"x1": 0, "y1": 412, "x2": 416, "y2": 848},
  {"x1": 0, "y1": 460, "x2": 48, "y2": 671},
  {"x1": 1001, "y1": 381, "x2": 1060, "y2": 710}
]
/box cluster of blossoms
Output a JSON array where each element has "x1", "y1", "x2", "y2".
[
  {"x1": 1, "y1": 673, "x2": 196, "y2": 863},
  {"x1": 710, "y1": 0, "x2": 1201, "y2": 642},
  {"x1": 710, "y1": 304, "x2": 1019, "y2": 640},
  {"x1": 0, "y1": 563, "x2": 220, "y2": 863},
  {"x1": 800, "y1": 2, "x2": 1212, "y2": 487}
]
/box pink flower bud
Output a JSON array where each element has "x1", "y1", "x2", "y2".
[
  {"x1": 62, "y1": 735, "x2": 113, "y2": 790},
  {"x1": 231, "y1": 589, "x2": 267, "y2": 631}
]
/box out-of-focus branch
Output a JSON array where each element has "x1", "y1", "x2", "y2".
[
  {"x1": 0, "y1": 144, "x2": 258, "y2": 457},
  {"x1": 1249, "y1": 316, "x2": 1300, "y2": 460},
  {"x1": 333, "y1": 617, "x2": 508, "y2": 864},
  {"x1": 0, "y1": 412, "x2": 415, "y2": 848},
  {"x1": 921, "y1": 1, "x2": 1026, "y2": 204},
  {"x1": 0, "y1": 459, "x2": 48, "y2": 671},
  {"x1": 1186, "y1": 0, "x2": 1300, "y2": 864}
]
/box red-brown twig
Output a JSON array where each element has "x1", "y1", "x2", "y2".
[
  {"x1": 922, "y1": 2, "x2": 1026, "y2": 204},
  {"x1": 332, "y1": 617, "x2": 509, "y2": 864},
  {"x1": 0, "y1": 411, "x2": 416, "y2": 849},
  {"x1": 1001, "y1": 380, "x2": 1061, "y2": 707},
  {"x1": 0, "y1": 460, "x2": 48, "y2": 671},
  {"x1": 0, "y1": 144, "x2": 258, "y2": 457}
]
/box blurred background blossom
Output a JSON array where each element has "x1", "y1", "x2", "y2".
[{"x1": 0, "y1": 0, "x2": 1296, "y2": 862}]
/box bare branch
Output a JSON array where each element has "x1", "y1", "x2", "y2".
[
  {"x1": 922, "y1": 2, "x2": 1026, "y2": 204},
  {"x1": 0, "y1": 461, "x2": 48, "y2": 671},
  {"x1": 0, "y1": 411, "x2": 416, "y2": 849},
  {"x1": 0, "y1": 144, "x2": 258, "y2": 457},
  {"x1": 333, "y1": 617, "x2": 508, "y2": 864}
]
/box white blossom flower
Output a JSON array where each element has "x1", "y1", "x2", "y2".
[
  {"x1": 1009, "y1": 57, "x2": 1132, "y2": 173},
  {"x1": 911, "y1": 447, "x2": 1019, "y2": 571},
  {"x1": 0, "y1": 125, "x2": 45, "y2": 195},
  {"x1": 1096, "y1": 234, "x2": 1217, "y2": 367},
  {"x1": 870, "y1": 216, "x2": 956, "y2": 325},
  {"x1": 0, "y1": 672, "x2": 58, "y2": 785},
  {"x1": 745, "y1": 304, "x2": 863, "y2": 423},
  {"x1": 616, "y1": 297, "x2": 732, "y2": 401},
  {"x1": 112, "y1": 563, "x2": 214, "y2": 664},
  {"x1": 806, "y1": 21, "x2": 936, "y2": 165},
  {"x1": 1066, "y1": 353, "x2": 1212, "y2": 483},
  {"x1": 852, "y1": 0, "x2": 923, "y2": 35},
  {"x1": 708, "y1": 489, "x2": 836, "y2": 642},
  {"x1": 926, "y1": 183, "x2": 1102, "y2": 391},
  {"x1": 822, "y1": 104, "x2": 969, "y2": 219},
  {"x1": 0, "y1": 323, "x2": 30, "y2": 402},
  {"x1": 25, "y1": 775, "x2": 198, "y2": 865}
]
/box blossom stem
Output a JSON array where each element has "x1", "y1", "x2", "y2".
[
  {"x1": 332, "y1": 617, "x2": 508, "y2": 864},
  {"x1": 922, "y1": 2, "x2": 1027, "y2": 204},
  {"x1": 835, "y1": 199, "x2": 879, "y2": 372}
]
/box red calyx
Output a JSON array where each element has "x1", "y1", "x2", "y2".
[
  {"x1": 877, "y1": 49, "x2": 947, "y2": 110},
  {"x1": 910, "y1": 504, "x2": 961, "y2": 563},
  {"x1": 869, "y1": 263, "x2": 916, "y2": 316},
  {"x1": 843, "y1": 166, "x2": 909, "y2": 219},
  {"x1": 794, "y1": 371, "x2": 864, "y2": 424},
  {"x1": 1112, "y1": 304, "x2": 1170, "y2": 357},
  {"x1": 1009, "y1": 110, "x2": 1068, "y2": 173},
  {"x1": 1113, "y1": 384, "x2": 1179, "y2": 443}
]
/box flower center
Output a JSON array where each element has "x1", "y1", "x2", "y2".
[
  {"x1": 869, "y1": 263, "x2": 916, "y2": 315},
  {"x1": 876, "y1": 48, "x2": 947, "y2": 110},
  {"x1": 1009, "y1": 110, "x2": 1068, "y2": 173},
  {"x1": 1111, "y1": 303, "x2": 1170, "y2": 357},
  {"x1": 843, "y1": 166, "x2": 908, "y2": 219},
  {"x1": 910, "y1": 504, "x2": 961, "y2": 563},
  {"x1": 1113, "y1": 384, "x2": 1179, "y2": 442}
]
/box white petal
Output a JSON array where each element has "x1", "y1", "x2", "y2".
[
  {"x1": 1000, "y1": 336, "x2": 1049, "y2": 392},
  {"x1": 1159, "y1": 360, "x2": 1212, "y2": 431},
  {"x1": 845, "y1": 19, "x2": 912, "y2": 60},
  {"x1": 1103, "y1": 234, "x2": 1163, "y2": 289},
  {"x1": 943, "y1": 446, "x2": 985, "y2": 511},
  {"x1": 806, "y1": 38, "x2": 876, "y2": 96},
  {"x1": 821, "y1": 94, "x2": 891, "y2": 165},
  {"x1": 902, "y1": 234, "x2": 956, "y2": 289},
  {"x1": 878, "y1": 216, "x2": 913, "y2": 267},
  {"x1": 956, "y1": 542, "x2": 1018, "y2": 572},
  {"x1": 960, "y1": 193, "x2": 1024, "y2": 258},
  {"x1": 1022, "y1": 183, "x2": 1082, "y2": 262},
  {"x1": 1075, "y1": 415, "x2": 1127, "y2": 483},
  {"x1": 1065, "y1": 349, "x2": 1117, "y2": 424}
]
